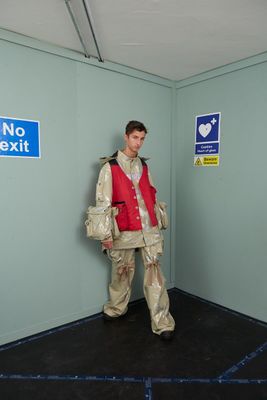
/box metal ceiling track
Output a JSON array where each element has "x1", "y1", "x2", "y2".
[{"x1": 65, "y1": 0, "x2": 104, "y2": 62}]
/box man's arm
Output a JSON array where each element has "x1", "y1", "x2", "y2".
[
  {"x1": 96, "y1": 162, "x2": 113, "y2": 249},
  {"x1": 148, "y1": 168, "x2": 158, "y2": 204}
]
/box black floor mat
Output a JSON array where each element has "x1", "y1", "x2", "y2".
[
  {"x1": 153, "y1": 383, "x2": 267, "y2": 400},
  {"x1": 0, "y1": 380, "x2": 145, "y2": 400},
  {"x1": 0, "y1": 289, "x2": 266, "y2": 399}
]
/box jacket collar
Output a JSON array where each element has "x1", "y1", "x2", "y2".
[{"x1": 100, "y1": 150, "x2": 149, "y2": 165}]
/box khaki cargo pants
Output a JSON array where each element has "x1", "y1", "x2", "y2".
[{"x1": 103, "y1": 243, "x2": 175, "y2": 335}]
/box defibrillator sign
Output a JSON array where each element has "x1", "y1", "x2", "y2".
[
  {"x1": 194, "y1": 112, "x2": 221, "y2": 167},
  {"x1": 0, "y1": 116, "x2": 40, "y2": 158}
]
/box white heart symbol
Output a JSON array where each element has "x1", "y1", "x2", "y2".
[{"x1": 198, "y1": 123, "x2": 212, "y2": 138}]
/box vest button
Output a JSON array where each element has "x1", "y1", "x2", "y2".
[
  {"x1": 132, "y1": 186, "x2": 135, "y2": 189},
  {"x1": 135, "y1": 206, "x2": 138, "y2": 209},
  {"x1": 136, "y1": 216, "x2": 140, "y2": 219},
  {"x1": 133, "y1": 196, "x2": 137, "y2": 199}
]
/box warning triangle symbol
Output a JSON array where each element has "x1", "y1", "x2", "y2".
[{"x1": 195, "y1": 157, "x2": 202, "y2": 166}]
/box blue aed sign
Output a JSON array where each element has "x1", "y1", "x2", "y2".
[
  {"x1": 195, "y1": 112, "x2": 221, "y2": 144},
  {"x1": 0, "y1": 116, "x2": 40, "y2": 158}
]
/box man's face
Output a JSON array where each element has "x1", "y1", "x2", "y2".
[{"x1": 124, "y1": 130, "x2": 146, "y2": 154}]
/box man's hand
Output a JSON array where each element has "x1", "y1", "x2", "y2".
[{"x1": 102, "y1": 240, "x2": 113, "y2": 249}]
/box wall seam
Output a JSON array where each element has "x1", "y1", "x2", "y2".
[{"x1": 169, "y1": 83, "x2": 177, "y2": 285}]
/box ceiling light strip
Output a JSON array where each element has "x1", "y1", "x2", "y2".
[
  {"x1": 65, "y1": 0, "x2": 90, "y2": 58},
  {"x1": 65, "y1": 0, "x2": 103, "y2": 62},
  {"x1": 82, "y1": 0, "x2": 103, "y2": 62}
]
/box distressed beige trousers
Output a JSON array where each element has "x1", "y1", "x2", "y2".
[{"x1": 103, "y1": 244, "x2": 175, "y2": 335}]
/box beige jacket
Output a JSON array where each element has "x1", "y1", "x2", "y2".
[{"x1": 96, "y1": 150, "x2": 163, "y2": 250}]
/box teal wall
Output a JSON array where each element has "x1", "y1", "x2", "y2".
[
  {"x1": 175, "y1": 55, "x2": 267, "y2": 323},
  {"x1": 1, "y1": 28, "x2": 267, "y2": 346},
  {"x1": 0, "y1": 30, "x2": 175, "y2": 345}
]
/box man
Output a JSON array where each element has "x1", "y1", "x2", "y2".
[{"x1": 91, "y1": 120, "x2": 175, "y2": 341}]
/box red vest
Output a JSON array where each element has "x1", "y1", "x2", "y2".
[{"x1": 109, "y1": 158, "x2": 158, "y2": 231}]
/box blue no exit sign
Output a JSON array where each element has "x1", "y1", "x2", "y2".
[{"x1": 0, "y1": 116, "x2": 40, "y2": 158}]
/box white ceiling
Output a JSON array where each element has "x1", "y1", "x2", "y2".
[{"x1": 0, "y1": 0, "x2": 267, "y2": 80}]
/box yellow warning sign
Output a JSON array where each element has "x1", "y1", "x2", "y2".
[
  {"x1": 194, "y1": 157, "x2": 202, "y2": 166},
  {"x1": 194, "y1": 156, "x2": 219, "y2": 167},
  {"x1": 204, "y1": 156, "x2": 219, "y2": 166}
]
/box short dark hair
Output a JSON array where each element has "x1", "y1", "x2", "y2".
[{"x1": 125, "y1": 120, "x2": 147, "y2": 136}]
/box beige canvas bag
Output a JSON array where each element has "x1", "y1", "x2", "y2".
[
  {"x1": 85, "y1": 206, "x2": 112, "y2": 240},
  {"x1": 85, "y1": 206, "x2": 120, "y2": 240}
]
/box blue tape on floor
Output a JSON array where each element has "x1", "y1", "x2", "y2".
[
  {"x1": 218, "y1": 341, "x2": 267, "y2": 379},
  {"x1": 145, "y1": 377, "x2": 153, "y2": 400},
  {"x1": 173, "y1": 288, "x2": 267, "y2": 328},
  {"x1": 152, "y1": 377, "x2": 267, "y2": 384},
  {"x1": 2, "y1": 288, "x2": 265, "y2": 353},
  {"x1": 0, "y1": 313, "x2": 103, "y2": 353},
  {"x1": 1, "y1": 287, "x2": 266, "y2": 400},
  {"x1": 0, "y1": 298, "x2": 147, "y2": 353},
  {"x1": 0, "y1": 373, "x2": 144, "y2": 383},
  {"x1": 1, "y1": 373, "x2": 267, "y2": 385}
]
